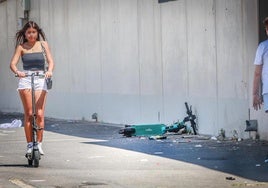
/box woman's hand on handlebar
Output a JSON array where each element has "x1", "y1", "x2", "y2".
[
  {"x1": 15, "y1": 70, "x2": 26, "y2": 78},
  {"x1": 45, "y1": 71, "x2": 53, "y2": 78}
]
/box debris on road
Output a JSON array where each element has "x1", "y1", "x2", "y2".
[
  {"x1": 226, "y1": 176, "x2": 236, "y2": 180},
  {"x1": 0, "y1": 119, "x2": 22, "y2": 129},
  {"x1": 149, "y1": 135, "x2": 167, "y2": 140}
]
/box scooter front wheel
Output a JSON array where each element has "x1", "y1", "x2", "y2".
[{"x1": 33, "y1": 150, "x2": 40, "y2": 167}]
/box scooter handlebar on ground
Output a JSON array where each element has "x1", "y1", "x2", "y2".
[{"x1": 185, "y1": 102, "x2": 191, "y2": 115}]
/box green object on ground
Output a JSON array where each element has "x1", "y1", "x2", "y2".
[
  {"x1": 130, "y1": 124, "x2": 166, "y2": 136},
  {"x1": 119, "y1": 102, "x2": 198, "y2": 137}
]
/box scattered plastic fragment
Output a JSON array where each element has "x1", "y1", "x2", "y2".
[
  {"x1": 149, "y1": 135, "x2": 167, "y2": 140},
  {"x1": 50, "y1": 124, "x2": 59, "y2": 128},
  {"x1": 0, "y1": 119, "x2": 22, "y2": 129},
  {"x1": 154, "y1": 152, "x2": 163, "y2": 155},
  {"x1": 226, "y1": 176, "x2": 235, "y2": 180},
  {"x1": 211, "y1": 136, "x2": 217, "y2": 140}
]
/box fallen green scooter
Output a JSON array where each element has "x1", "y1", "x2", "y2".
[{"x1": 119, "y1": 102, "x2": 197, "y2": 137}]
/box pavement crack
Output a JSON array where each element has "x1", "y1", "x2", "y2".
[{"x1": 79, "y1": 181, "x2": 107, "y2": 187}]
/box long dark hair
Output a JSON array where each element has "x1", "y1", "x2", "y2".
[{"x1": 15, "y1": 21, "x2": 46, "y2": 46}]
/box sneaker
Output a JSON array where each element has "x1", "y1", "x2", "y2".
[
  {"x1": 38, "y1": 143, "x2": 45, "y2": 155},
  {"x1": 26, "y1": 142, "x2": 33, "y2": 154}
]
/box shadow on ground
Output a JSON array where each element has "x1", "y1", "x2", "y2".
[{"x1": 1, "y1": 112, "x2": 268, "y2": 182}]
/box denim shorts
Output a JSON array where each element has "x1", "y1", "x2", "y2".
[
  {"x1": 263, "y1": 93, "x2": 268, "y2": 112},
  {"x1": 17, "y1": 71, "x2": 47, "y2": 92}
]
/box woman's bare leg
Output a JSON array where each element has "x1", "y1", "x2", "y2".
[
  {"x1": 35, "y1": 90, "x2": 47, "y2": 142},
  {"x1": 19, "y1": 89, "x2": 47, "y2": 143},
  {"x1": 19, "y1": 89, "x2": 33, "y2": 143}
]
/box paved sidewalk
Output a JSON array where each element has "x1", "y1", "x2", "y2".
[{"x1": 0, "y1": 112, "x2": 268, "y2": 188}]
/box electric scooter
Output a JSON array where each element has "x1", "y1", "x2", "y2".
[
  {"x1": 16, "y1": 72, "x2": 43, "y2": 167},
  {"x1": 119, "y1": 102, "x2": 197, "y2": 137}
]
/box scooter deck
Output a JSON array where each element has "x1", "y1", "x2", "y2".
[{"x1": 127, "y1": 124, "x2": 166, "y2": 136}]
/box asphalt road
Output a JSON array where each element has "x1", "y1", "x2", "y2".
[{"x1": 0, "y1": 112, "x2": 268, "y2": 188}]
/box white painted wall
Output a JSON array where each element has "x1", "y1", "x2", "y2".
[{"x1": 1, "y1": 0, "x2": 266, "y2": 139}]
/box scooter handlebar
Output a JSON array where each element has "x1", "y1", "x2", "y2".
[
  {"x1": 185, "y1": 102, "x2": 190, "y2": 113},
  {"x1": 15, "y1": 72, "x2": 45, "y2": 78}
]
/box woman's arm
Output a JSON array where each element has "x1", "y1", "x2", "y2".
[
  {"x1": 10, "y1": 45, "x2": 23, "y2": 76},
  {"x1": 42, "y1": 41, "x2": 54, "y2": 77}
]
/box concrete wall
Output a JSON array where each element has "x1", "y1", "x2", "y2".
[{"x1": 1, "y1": 0, "x2": 266, "y2": 139}]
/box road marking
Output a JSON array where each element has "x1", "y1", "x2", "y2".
[
  {"x1": 9, "y1": 178, "x2": 35, "y2": 188},
  {"x1": 140, "y1": 159, "x2": 148, "y2": 162},
  {"x1": 2, "y1": 130, "x2": 16, "y2": 133},
  {"x1": 88, "y1": 155, "x2": 105, "y2": 159},
  {"x1": 30, "y1": 180, "x2": 46, "y2": 183}
]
